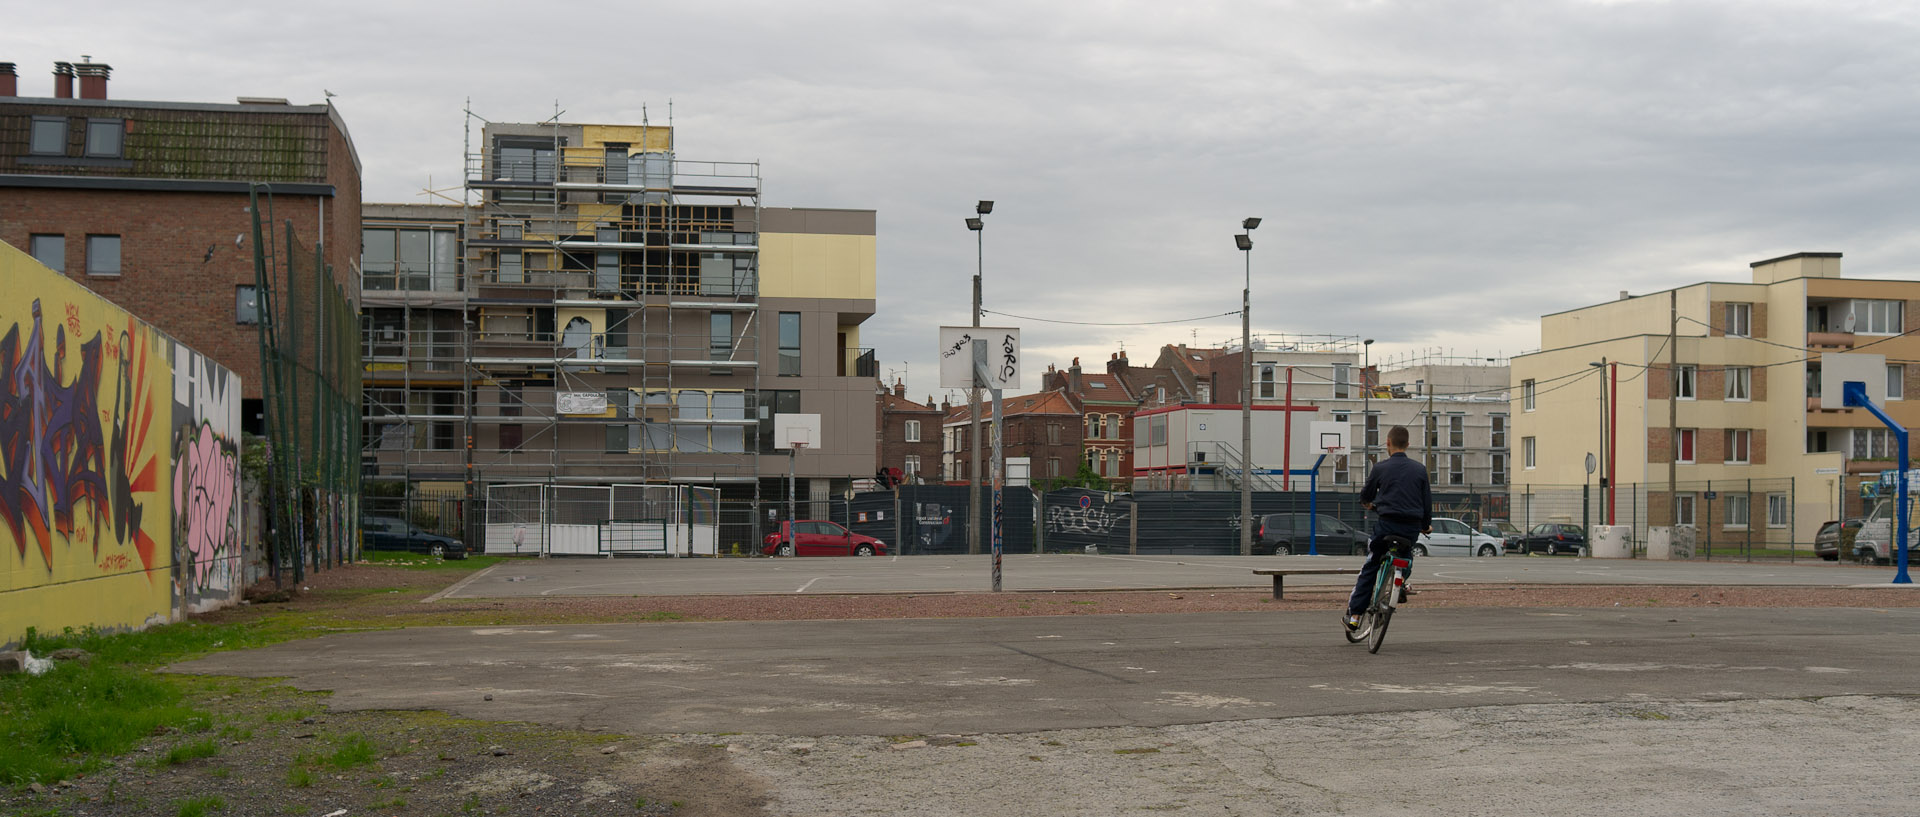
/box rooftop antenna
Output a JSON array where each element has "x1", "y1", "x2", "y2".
[{"x1": 417, "y1": 174, "x2": 461, "y2": 205}]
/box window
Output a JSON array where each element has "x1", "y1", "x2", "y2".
[
  {"x1": 499, "y1": 423, "x2": 524, "y2": 451},
  {"x1": 1677, "y1": 428, "x2": 1696, "y2": 463},
  {"x1": 1448, "y1": 454, "x2": 1464, "y2": 485},
  {"x1": 84, "y1": 119, "x2": 123, "y2": 158},
  {"x1": 1676, "y1": 494, "x2": 1695, "y2": 526},
  {"x1": 1333, "y1": 363, "x2": 1350, "y2": 399},
  {"x1": 1148, "y1": 414, "x2": 1167, "y2": 446},
  {"x1": 1490, "y1": 414, "x2": 1506, "y2": 448},
  {"x1": 1676, "y1": 365, "x2": 1696, "y2": 400},
  {"x1": 498, "y1": 249, "x2": 523, "y2": 283},
  {"x1": 1259, "y1": 364, "x2": 1276, "y2": 399},
  {"x1": 30, "y1": 117, "x2": 65, "y2": 155},
  {"x1": 595, "y1": 251, "x2": 619, "y2": 293},
  {"x1": 1334, "y1": 454, "x2": 1350, "y2": 485},
  {"x1": 1725, "y1": 429, "x2": 1751, "y2": 464},
  {"x1": 498, "y1": 221, "x2": 523, "y2": 240},
  {"x1": 1491, "y1": 454, "x2": 1507, "y2": 485},
  {"x1": 1448, "y1": 415, "x2": 1464, "y2": 448},
  {"x1": 1768, "y1": 494, "x2": 1789, "y2": 528},
  {"x1": 1853, "y1": 427, "x2": 1895, "y2": 459},
  {"x1": 363, "y1": 226, "x2": 461, "y2": 292},
  {"x1": 1725, "y1": 302, "x2": 1752, "y2": 337},
  {"x1": 1365, "y1": 413, "x2": 1379, "y2": 447},
  {"x1": 1047, "y1": 423, "x2": 1061, "y2": 445},
  {"x1": 1424, "y1": 414, "x2": 1438, "y2": 448},
  {"x1": 904, "y1": 420, "x2": 921, "y2": 443},
  {"x1": 1853, "y1": 299, "x2": 1903, "y2": 335},
  {"x1": 85, "y1": 235, "x2": 120, "y2": 276},
  {"x1": 758, "y1": 390, "x2": 801, "y2": 453},
  {"x1": 1891, "y1": 365, "x2": 1905, "y2": 401},
  {"x1": 1047, "y1": 457, "x2": 1060, "y2": 477},
  {"x1": 904, "y1": 455, "x2": 920, "y2": 479},
  {"x1": 29, "y1": 234, "x2": 64, "y2": 273},
  {"x1": 1725, "y1": 366, "x2": 1751, "y2": 401},
  {"x1": 606, "y1": 389, "x2": 632, "y2": 453},
  {"x1": 235, "y1": 286, "x2": 258, "y2": 324},
  {"x1": 1523, "y1": 437, "x2": 1536, "y2": 469},
  {"x1": 1106, "y1": 414, "x2": 1121, "y2": 440},
  {"x1": 710, "y1": 312, "x2": 733, "y2": 362},
  {"x1": 1088, "y1": 414, "x2": 1103, "y2": 439},
  {"x1": 778, "y1": 312, "x2": 801, "y2": 375},
  {"x1": 1522, "y1": 379, "x2": 1536, "y2": 411},
  {"x1": 1726, "y1": 494, "x2": 1750, "y2": 529}
]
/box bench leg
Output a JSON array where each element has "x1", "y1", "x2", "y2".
[{"x1": 1273, "y1": 574, "x2": 1284, "y2": 600}]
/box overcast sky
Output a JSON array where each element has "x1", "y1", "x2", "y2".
[{"x1": 11, "y1": 0, "x2": 1920, "y2": 402}]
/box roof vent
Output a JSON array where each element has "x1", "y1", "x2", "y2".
[{"x1": 236, "y1": 96, "x2": 291, "y2": 105}]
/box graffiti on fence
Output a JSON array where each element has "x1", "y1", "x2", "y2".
[
  {"x1": 2, "y1": 299, "x2": 164, "y2": 575},
  {"x1": 171, "y1": 343, "x2": 242, "y2": 608},
  {"x1": 1045, "y1": 503, "x2": 1120, "y2": 536}
]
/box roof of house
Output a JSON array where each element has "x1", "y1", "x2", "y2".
[{"x1": 945, "y1": 390, "x2": 1079, "y2": 424}]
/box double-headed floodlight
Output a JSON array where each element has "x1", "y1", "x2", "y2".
[
  {"x1": 977, "y1": 200, "x2": 994, "y2": 215},
  {"x1": 1243, "y1": 217, "x2": 1262, "y2": 230},
  {"x1": 1235, "y1": 234, "x2": 1253, "y2": 251}
]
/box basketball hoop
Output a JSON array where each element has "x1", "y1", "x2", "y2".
[{"x1": 790, "y1": 442, "x2": 809, "y2": 451}]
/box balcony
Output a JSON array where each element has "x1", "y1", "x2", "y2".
[{"x1": 1807, "y1": 331, "x2": 1856, "y2": 349}]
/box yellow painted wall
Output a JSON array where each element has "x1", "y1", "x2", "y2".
[
  {"x1": 1, "y1": 242, "x2": 176, "y2": 645},
  {"x1": 581, "y1": 125, "x2": 672, "y2": 152},
  {"x1": 759, "y1": 233, "x2": 876, "y2": 300}
]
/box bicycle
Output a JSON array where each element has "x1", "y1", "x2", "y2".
[{"x1": 1343, "y1": 534, "x2": 1415, "y2": 654}]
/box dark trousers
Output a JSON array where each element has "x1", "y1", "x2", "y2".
[{"x1": 1347, "y1": 519, "x2": 1421, "y2": 616}]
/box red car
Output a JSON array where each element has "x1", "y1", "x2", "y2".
[{"x1": 762, "y1": 520, "x2": 888, "y2": 557}]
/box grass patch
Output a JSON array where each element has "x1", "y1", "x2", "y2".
[
  {"x1": 370, "y1": 796, "x2": 407, "y2": 809},
  {"x1": 286, "y1": 765, "x2": 315, "y2": 788},
  {"x1": 163, "y1": 738, "x2": 222, "y2": 765},
  {"x1": 174, "y1": 795, "x2": 226, "y2": 817},
  {"x1": 325, "y1": 734, "x2": 381, "y2": 769},
  {"x1": 365, "y1": 550, "x2": 507, "y2": 571}
]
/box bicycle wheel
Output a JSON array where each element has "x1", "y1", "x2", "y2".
[
  {"x1": 1344, "y1": 612, "x2": 1371, "y2": 642},
  {"x1": 1367, "y1": 568, "x2": 1395, "y2": 654}
]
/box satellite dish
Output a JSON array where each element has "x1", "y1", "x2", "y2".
[
  {"x1": 1585, "y1": 453, "x2": 1597, "y2": 475},
  {"x1": 1844, "y1": 308, "x2": 1857, "y2": 333}
]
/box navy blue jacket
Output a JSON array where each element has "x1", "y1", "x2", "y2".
[{"x1": 1360, "y1": 451, "x2": 1432, "y2": 528}]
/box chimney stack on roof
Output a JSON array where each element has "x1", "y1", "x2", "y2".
[
  {"x1": 74, "y1": 58, "x2": 109, "y2": 100},
  {"x1": 1068, "y1": 357, "x2": 1082, "y2": 394},
  {"x1": 1107, "y1": 350, "x2": 1129, "y2": 375},
  {"x1": 893, "y1": 379, "x2": 906, "y2": 399},
  {"x1": 0, "y1": 64, "x2": 15, "y2": 98},
  {"x1": 52, "y1": 61, "x2": 73, "y2": 98}
]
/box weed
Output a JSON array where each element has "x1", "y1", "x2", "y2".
[
  {"x1": 370, "y1": 796, "x2": 407, "y2": 809},
  {"x1": 368, "y1": 774, "x2": 397, "y2": 788},
  {"x1": 1028, "y1": 755, "x2": 1044, "y2": 761},
  {"x1": 326, "y1": 734, "x2": 380, "y2": 769},
  {"x1": 164, "y1": 738, "x2": 221, "y2": 765},
  {"x1": 463, "y1": 792, "x2": 482, "y2": 812},
  {"x1": 638, "y1": 610, "x2": 687, "y2": 622},
  {"x1": 210, "y1": 766, "x2": 232, "y2": 779},
  {"x1": 174, "y1": 795, "x2": 226, "y2": 817},
  {"x1": 218, "y1": 724, "x2": 253, "y2": 741},
  {"x1": 286, "y1": 766, "x2": 315, "y2": 788}
]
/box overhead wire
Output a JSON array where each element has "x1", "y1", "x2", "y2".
[{"x1": 980, "y1": 308, "x2": 1243, "y2": 327}]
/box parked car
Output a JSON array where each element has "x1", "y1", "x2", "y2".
[
  {"x1": 1814, "y1": 519, "x2": 1863, "y2": 562},
  {"x1": 763, "y1": 520, "x2": 888, "y2": 557},
  {"x1": 1479, "y1": 520, "x2": 1525, "y2": 554},
  {"x1": 1256, "y1": 513, "x2": 1366, "y2": 555},
  {"x1": 1520, "y1": 523, "x2": 1589, "y2": 556},
  {"x1": 1421, "y1": 517, "x2": 1506, "y2": 557},
  {"x1": 361, "y1": 516, "x2": 468, "y2": 559}
]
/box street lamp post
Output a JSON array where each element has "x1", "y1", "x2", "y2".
[
  {"x1": 966, "y1": 201, "x2": 992, "y2": 555},
  {"x1": 1590, "y1": 358, "x2": 1607, "y2": 529},
  {"x1": 1237, "y1": 217, "x2": 1260, "y2": 556}
]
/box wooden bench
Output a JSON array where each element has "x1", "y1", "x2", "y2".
[{"x1": 1251, "y1": 567, "x2": 1362, "y2": 600}]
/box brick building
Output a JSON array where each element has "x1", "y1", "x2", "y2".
[
  {"x1": 1041, "y1": 351, "x2": 1186, "y2": 487},
  {"x1": 943, "y1": 390, "x2": 1082, "y2": 483},
  {"x1": 875, "y1": 379, "x2": 942, "y2": 484},
  {"x1": 0, "y1": 60, "x2": 361, "y2": 430}
]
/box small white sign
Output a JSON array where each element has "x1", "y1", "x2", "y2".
[
  {"x1": 1814, "y1": 467, "x2": 1841, "y2": 475},
  {"x1": 557, "y1": 392, "x2": 609, "y2": 415},
  {"x1": 938, "y1": 326, "x2": 1020, "y2": 390}
]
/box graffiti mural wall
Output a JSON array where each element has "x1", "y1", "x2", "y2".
[{"x1": 0, "y1": 242, "x2": 244, "y2": 646}]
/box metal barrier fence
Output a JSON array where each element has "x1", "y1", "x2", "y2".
[{"x1": 438, "y1": 476, "x2": 1831, "y2": 562}]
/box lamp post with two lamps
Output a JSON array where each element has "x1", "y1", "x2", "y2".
[
  {"x1": 1237, "y1": 217, "x2": 1260, "y2": 556},
  {"x1": 965, "y1": 201, "x2": 992, "y2": 555}
]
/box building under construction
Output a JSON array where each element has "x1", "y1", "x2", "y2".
[{"x1": 359, "y1": 113, "x2": 877, "y2": 555}]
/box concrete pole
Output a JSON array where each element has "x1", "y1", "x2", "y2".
[
  {"x1": 969, "y1": 225, "x2": 982, "y2": 555},
  {"x1": 1241, "y1": 246, "x2": 1253, "y2": 556}
]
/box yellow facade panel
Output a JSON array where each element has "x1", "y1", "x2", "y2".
[
  {"x1": 581, "y1": 125, "x2": 673, "y2": 152},
  {"x1": 759, "y1": 233, "x2": 876, "y2": 300}
]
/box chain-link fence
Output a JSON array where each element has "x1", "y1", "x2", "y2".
[{"x1": 1513, "y1": 477, "x2": 1818, "y2": 561}]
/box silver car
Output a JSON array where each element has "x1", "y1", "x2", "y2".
[{"x1": 1418, "y1": 517, "x2": 1506, "y2": 557}]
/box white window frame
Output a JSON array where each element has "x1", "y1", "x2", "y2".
[
  {"x1": 1448, "y1": 414, "x2": 1465, "y2": 448},
  {"x1": 1490, "y1": 453, "x2": 1507, "y2": 485},
  {"x1": 1725, "y1": 366, "x2": 1751, "y2": 402},
  {"x1": 1259, "y1": 364, "x2": 1276, "y2": 399},
  {"x1": 1725, "y1": 428, "x2": 1751, "y2": 464},
  {"x1": 1522, "y1": 379, "x2": 1536, "y2": 411},
  {"x1": 903, "y1": 455, "x2": 920, "y2": 479},
  {"x1": 1767, "y1": 494, "x2": 1788, "y2": 529},
  {"x1": 1334, "y1": 454, "x2": 1350, "y2": 485},
  {"x1": 1853, "y1": 299, "x2": 1904, "y2": 335},
  {"x1": 1891, "y1": 364, "x2": 1905, "y2": 401},
  {"x1": 1676, "y1": 494, "x2": 1696, "y2": 526},
  {"x1": 1447, "y1": 453, "x2": 1464, "y2": 486},
  {"x1": 1676, "y1": 365, "x2": 1696, "y2": 400},
  {"x1": 1523, "y1": 436, "x2": 1536, "y2": 469},
  {"x1": 1677, "y1": 428, "x2": 1696, "y2": 464},
  {"x1": 1725, "y1": 302, "x2": 1752, "y2": 337},
  {"x1": 1725, "y1": 493, "x2": 1750, "y2": 530},
  {"x1": 904, "y1": 420, "x2": 921, "y2": 443},
  {"x1": 1490, "y1": 414, "x2": 1506, "y2": 448}
]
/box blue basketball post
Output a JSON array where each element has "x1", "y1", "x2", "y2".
[
  {"x1": 1301, "y1": 453, "x2": 1329, "y2": 556},
  {"x1": 1843, "y1": 381, "x2": 1913, "y2": 584}
]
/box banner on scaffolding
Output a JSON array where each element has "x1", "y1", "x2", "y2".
[{"x1": 557, "y1": 392, "x2": 609, "y2": 415}]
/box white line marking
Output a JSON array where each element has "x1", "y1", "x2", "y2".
[
  {"x1": 796, "y1": 576, "x2": 842, "y2": 593},
  {"x1": 424, "y1": 562, "x2": 499, "y2": 602}
]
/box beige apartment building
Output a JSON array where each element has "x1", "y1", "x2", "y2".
[{"x1": 1511, "y1": 252, "x2": 1919, "y2": 550}]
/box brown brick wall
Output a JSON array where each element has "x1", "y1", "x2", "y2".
[
  {"x1": 1699, "y1": 367, "x2": 1724, "y2": 402},
  {"x1": 1752, "y1": 366, "x2": 1767, "y2": 401},
  {"x1": 1646, "y1": 363, "x2": 1672, "y2": 400},
  {"x1": 1709, "y1": 301, "x2": 1726, "y2": 336},
  {"x1": 1699, "y1": 427, "x2": 1725, "y2": 464},
  {"x1": 1648, "y1": 427, "x2": 1672, "y2": 464},
  {"x1": 1752, "y1": 429, "x2": 1766, "y2": 465},
  {"x1": 1752, "y1": 302, "x2": 1768, "y2": 339}
]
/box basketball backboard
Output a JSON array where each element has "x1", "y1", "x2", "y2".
[
  {"x1": 774, "y1": 413, "x2": 821, "y2": 450},
  {"x1": 1309, "y1": 420, "x2": 1349, "y2": 456},
  {"x1": 938, "y1": 326, "x2": 1021, "y2": 390},
  {"x1": 1821, "y1": 352, "x2": 1887, "y2": 407}
]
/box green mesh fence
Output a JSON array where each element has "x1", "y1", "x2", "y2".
[{"x1": 250, "y1": 187, "x2": 362, "y2": 584}]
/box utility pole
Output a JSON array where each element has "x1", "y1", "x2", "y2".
[
  {"x1": 966, "y1": 202, "x2": 991, "y2": 554},
  {"x1": 1236, "y1": 218, "x2": 1260, "y2": 556},
  {"x1": 1669, "y1": 290, "x2": 1678, "y2": 526}
]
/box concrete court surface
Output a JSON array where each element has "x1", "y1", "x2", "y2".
[
  {"x1": 174, "y1": 606, "x2": 1920, "y2": 815},
  {"x1": 443, "y1": 552, "x2": 1901, "y2": 599}
]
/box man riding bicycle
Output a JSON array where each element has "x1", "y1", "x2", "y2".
[{"x1": 1346, "y1": 425, "x2": 1431, "y2": 632}]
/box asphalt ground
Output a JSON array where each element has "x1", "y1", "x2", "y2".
[
  {"x1": 173, "y1": 607, "x2": 1920, "y2": 736},
  {"x1": 439, "y1": 552, "x2": 1902, "y2": 599}
]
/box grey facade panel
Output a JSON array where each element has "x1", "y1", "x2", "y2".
[{"x1": 760, "y1": 207, "x2": 875, "y2": 236}]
